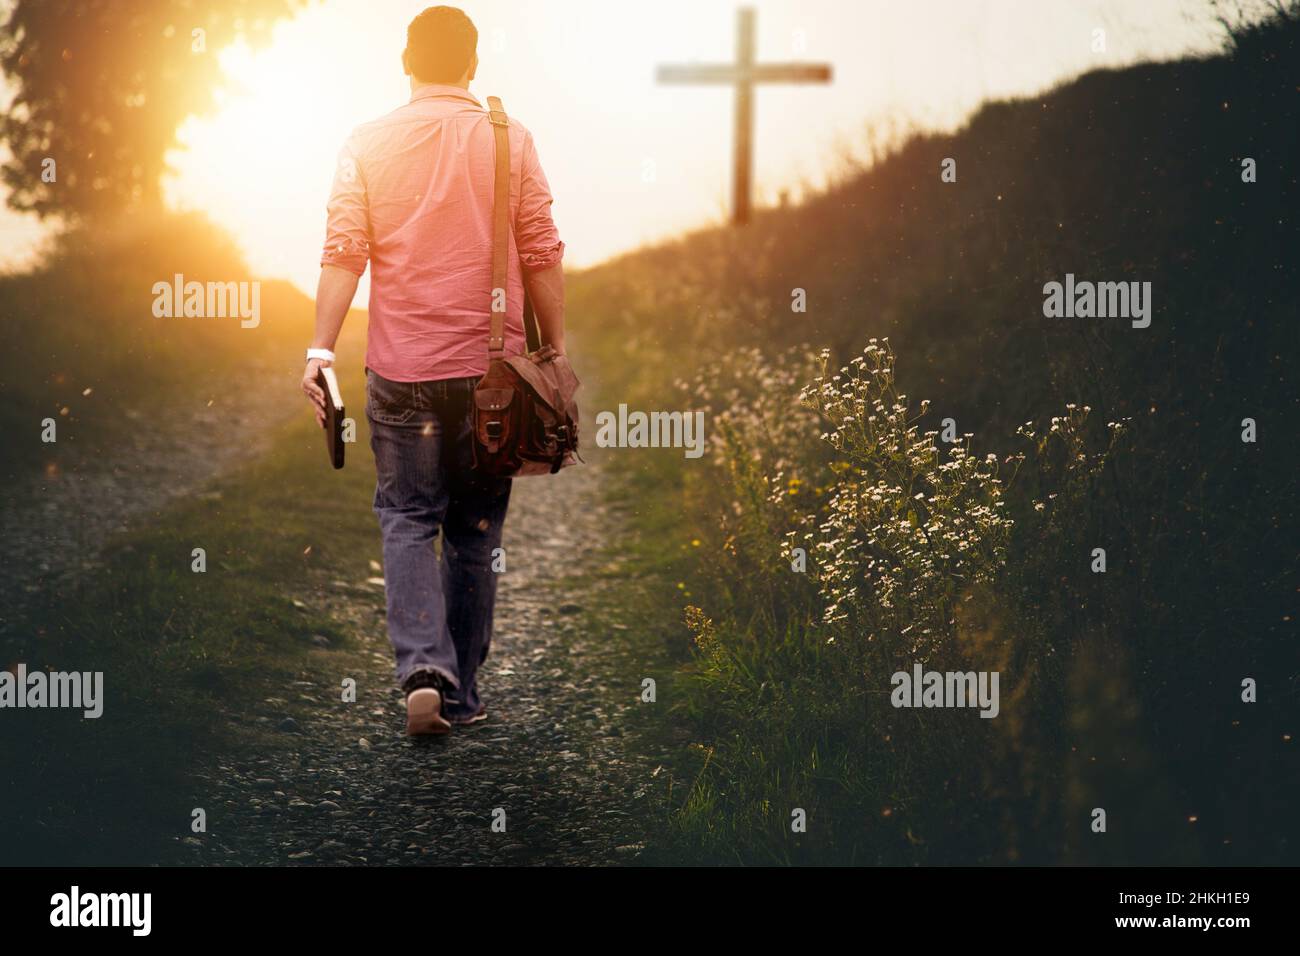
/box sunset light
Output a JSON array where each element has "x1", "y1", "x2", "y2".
[{"x1": 1, "y1": 0, "x2": 1295, "y2": 922}]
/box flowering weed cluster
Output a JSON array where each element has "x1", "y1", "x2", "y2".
[
  {"x1": 799, "y1": 340, "x2": 1015, "y2": 648},
  {"x1": 669, "y1": 338, "x2": 1130, "y2": 863}
]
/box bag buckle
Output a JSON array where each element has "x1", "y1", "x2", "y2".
[{"x1": 486, "y1": 420, "x2": 503, "y2": 440}]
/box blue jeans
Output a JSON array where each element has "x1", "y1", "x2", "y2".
[{"x1": 366, "y1": 368, "x2": 511, "y2": 721}]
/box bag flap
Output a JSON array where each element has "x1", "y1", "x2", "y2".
[
  {"x1": 503, "y1": 351, "x2": 580, "y2": 418},
  {"x1": 474, "y1": 387, "x2": 514, "y2": 412}
]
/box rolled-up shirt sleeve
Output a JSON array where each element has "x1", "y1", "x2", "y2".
[
  {"x1": 320, "y1": 135, "x2": 371, "y2": 276},
  {"x1": 516, "y1": 129, "x2": 564, "y2": 273}
]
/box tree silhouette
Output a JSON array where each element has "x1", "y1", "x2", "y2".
[{"x1": 0, "y1": 0, "x2": 305, "y2": 220}]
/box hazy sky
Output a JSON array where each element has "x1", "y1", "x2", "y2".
[{"x1": 1, "y1": 0, "x2": 1225, "y2": 293}]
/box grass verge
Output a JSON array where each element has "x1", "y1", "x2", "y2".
[{"x1": 1, "y1": 361, "x2": 380, "y2": 865}]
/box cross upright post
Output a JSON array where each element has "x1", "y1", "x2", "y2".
[{"x1": 733, "y1": 7, "x2": 756, "y2": 228}]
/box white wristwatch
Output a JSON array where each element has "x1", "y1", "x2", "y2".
[{"x1": 306, "y1": 348, "x2": 336, "y2": 363}]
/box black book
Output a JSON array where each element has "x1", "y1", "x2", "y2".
[{"x1": 316, "y1": 366, "x2": 345, "y2": 469}]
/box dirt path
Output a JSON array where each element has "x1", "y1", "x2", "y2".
[{"x1": 177, "y1": 455, "x2": 673, "y2": 866}]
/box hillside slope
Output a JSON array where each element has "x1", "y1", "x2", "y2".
[{"x1": 566, "y1": 12, "x2": 1299, "y2": 864}]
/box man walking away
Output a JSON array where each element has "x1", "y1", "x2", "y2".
[{"x1": 300, "y1": 5, "x2": 567, "y2": 734}]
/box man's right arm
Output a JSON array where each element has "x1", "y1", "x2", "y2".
[
  {"x1": 525, "y1": 263, "x2": 565, "y2": 355},
  {"x1": 515, "y1": 127, "x2": 566, "y2": 353}
]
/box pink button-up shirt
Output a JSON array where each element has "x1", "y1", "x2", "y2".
[{"x1": 321, "y1": 85, "x2": 564, "y2": 382}]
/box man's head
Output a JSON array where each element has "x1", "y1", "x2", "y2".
[{"x1": 403, "y1": 6, "x2": 479, "y2": 87}]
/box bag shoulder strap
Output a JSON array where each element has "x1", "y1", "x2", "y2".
[{"x1": 486, "y1": 95, "x2": 510, "y2": 360}]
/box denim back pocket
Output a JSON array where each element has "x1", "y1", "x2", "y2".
[{"x1": 365, "y1": 370, "x2": 417, "y2": 426}]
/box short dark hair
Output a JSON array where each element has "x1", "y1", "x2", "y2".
[{"x1": 405, "y1": 6, "x2": 478, "y2": 84}]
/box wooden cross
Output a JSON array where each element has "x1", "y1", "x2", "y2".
[{"x1": 657, "y1": 7, "x2": 832, "y2": 225}]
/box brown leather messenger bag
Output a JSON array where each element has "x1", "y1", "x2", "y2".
[{"x1": 471, "y1": 95, "x2": 580, "y2": 477}]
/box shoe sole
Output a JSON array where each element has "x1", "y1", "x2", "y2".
[
  {"x1": 406, "y1": 688, "x2": 451, "y2": 736},
  {"x1": 451, "y1": 709, "x2": 488, "y2": 727}
]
